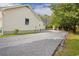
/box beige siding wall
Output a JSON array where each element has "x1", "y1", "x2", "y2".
[
  {"x1": 0, "y1": 11, "x2": 2, "y2": 28},
  {"x1": 3, "y1": 7, "x2": 45, "y2": 32}
]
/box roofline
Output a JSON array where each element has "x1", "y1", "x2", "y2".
[
  {"x1": 0, "y1": 5, "x2": 32, "y2": 11},
  {"x1": 0, "y1": 5, "x2": 45, "y2": 25},
  {"x1": 29, "y1": 7, "x2": 45, "y2": 26}
]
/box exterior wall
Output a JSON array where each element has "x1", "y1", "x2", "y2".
[
  {"x1": 3, "y1": 7, "x2": 45, "y2": 34},
  {"x1": 0, "y1": 11, "x2": 3, "y2": 33}
]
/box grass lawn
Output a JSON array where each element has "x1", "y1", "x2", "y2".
[
  {"x1": 0, "y1": 34, "x2": 16, "y2": 38},
  {"x1": 56, "y1": 31, "x2": 79, "y2": 56},
  {"x1": 0, "y1": 31, "x2": 38, "y2": 38}
]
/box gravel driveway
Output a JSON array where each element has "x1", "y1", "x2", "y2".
[{"x1": 0, "y1": 30, "x2": 67, "y2": 56}]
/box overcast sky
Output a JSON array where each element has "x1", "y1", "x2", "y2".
[{"x1": 0, "y1": 3, "x2": 52, "y2": 16}]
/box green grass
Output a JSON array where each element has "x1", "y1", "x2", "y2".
[
  {"x1": 57, "y1": 31, "x2": 79, "y2": 56},
  {"x1": 60, "y1": 39, "x2": 79, "y2": 56},
  {"x1": 0, "y1": 31, "x2": 38, "y2": 38},
  {"x1": 0, "y1": 34, "x2": 16, "y2": 38}
]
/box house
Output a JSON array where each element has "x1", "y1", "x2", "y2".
[{"x1": 0, "y1": 5, "x2": 45, "y2": 35}]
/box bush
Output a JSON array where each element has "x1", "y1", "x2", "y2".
[
  {"x1": 46, "y1": 24, "x2": 53, "y2": 29},
  {"x1": 14, "y1": 29, "x2": 19, "y2": 34}
]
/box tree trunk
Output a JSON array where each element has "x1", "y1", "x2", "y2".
[{"x1": 72, "y1": 26, "x2": 76, "y2": 33}]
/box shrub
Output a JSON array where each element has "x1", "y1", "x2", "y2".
[
  {"x1": 14, "y1": 29, "x2": 19, "y2": 34},
  {"x1": 46, "y1": 24, "x2": 53, "y2": 29}
]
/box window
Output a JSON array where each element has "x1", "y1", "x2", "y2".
[{"x1": 25, "y1": 18, "x2": 29, "y2": 25}]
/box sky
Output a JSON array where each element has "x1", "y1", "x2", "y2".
[{"x1": 0, "y1": 3, "x2": 52, "y2": 16}]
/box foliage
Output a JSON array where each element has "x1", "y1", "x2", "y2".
[
  {"x1": 51, "y1": 3, "x2": 79, "y2": 33},
  {"x1": 46, "y1": 24, "x2": 53, "y2": 29},
  {"x1": 39, "y1": 15, "x2": 53, "y2": 29}
]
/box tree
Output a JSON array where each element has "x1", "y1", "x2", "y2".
[
  {"x1": 39, "y1": 15, "x2": 53, "y2": 29},
  {"x1": 51, "y1": 3, "x2": 79, "y2": 33}
]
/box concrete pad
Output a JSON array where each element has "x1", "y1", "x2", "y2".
[{"x1": 0, "y1": 31, "x2": 67, "y2": 56}]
